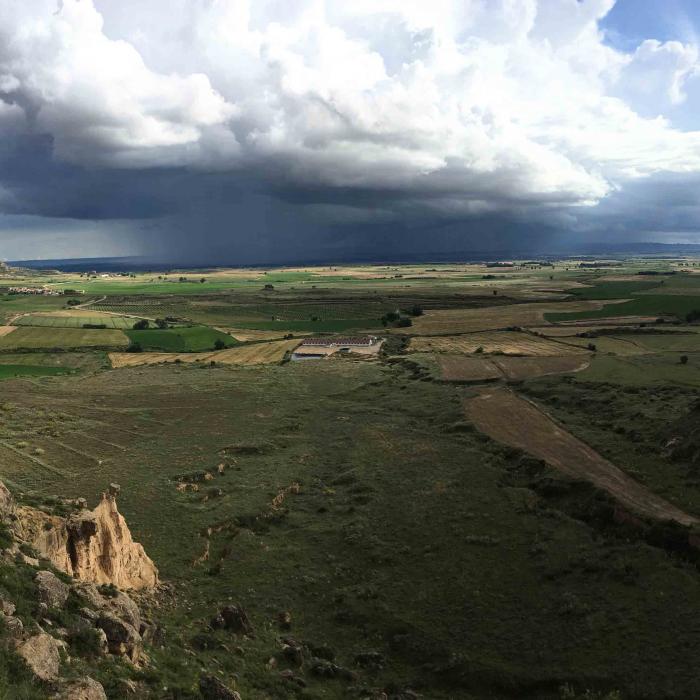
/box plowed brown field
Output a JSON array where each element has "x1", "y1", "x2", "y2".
[
  {"x1": 464, "y1": 387, "x2": 697, "y2": 526},
  {"x1": 403, "y1": 300, "x2": 618, "y2": 335},
  {"x1": 411, "y1": 331, "x2": 587, "y2": 356}
]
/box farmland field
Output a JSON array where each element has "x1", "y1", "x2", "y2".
[
  {"x1": 109, "y1": 338, "x2": 300, "y2": 368},
  {"x1": 406, "y1": 300, "x2": 614, "y2": 334},
  {"x1": 0, "y1": 326, "x2": 128, "y2": 350},
  {"x1": 1, "y1": 259, "x2": 700, "y2": 699},
  {"x1": 433, "y1": 354, "x2": 590, "y2": 382},
  {"x1": 410, "y1": 330, "x2": 588, "y2": 356},
  {"x1": 0, "y1": 364, "x2": 73, "y2": 380},
  {"x1": 464, "y1": 386, "x2": 696, "y2": 525},
  {"x1": 13, "y1": 310, "x2": 137, "y2": 329},
  {"x1": 124, "y1": 325, "x2": 236, "y2": 352}
]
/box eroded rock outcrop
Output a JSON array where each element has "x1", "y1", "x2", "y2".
[{"x1": 14, "y1": 489, "x2": 158, "y2": 590}]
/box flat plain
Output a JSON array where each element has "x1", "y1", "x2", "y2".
[{"x1": 1, "y1": 258, "x2": 700, "y2": 699}]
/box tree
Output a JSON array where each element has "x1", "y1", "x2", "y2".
[
  {"x1": 264, "y1": 283, "x2": 274, "y2": 290},
  {"x1": 200, "y1": 277, "x2": 206, "y2": 283},
  {"x1": 155, "y1": 318, "x2": 168, "y2": 329},
  {"x1": 587, "y1": 343, "x2": 597, "y2": 351},
  {"x1": 132, "y1": 319, "x2": 149, "y2": 330},
  {"x1": 126, "y1": 342, "x2": 143, "y2": 353},
  {"x1": 213, "y1": 339, "x2": 226, "y2": 350},
  {"x1": 409, "y1": 304, "x2": 423, "y2": 317},
  {"x1": 397, "y1": 317, "x2": 412, "y2": 327},
  {"x1": 680, "y1": 355, "x2": 689, "y2": 365}
]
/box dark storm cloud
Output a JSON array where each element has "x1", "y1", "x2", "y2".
[{"x1": 2, "y1": 0, "x2": 700, "y2": 260}]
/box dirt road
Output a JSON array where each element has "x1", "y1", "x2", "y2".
[{"x1": 464, "y1": 387, "x2": 697, "y2": 526}]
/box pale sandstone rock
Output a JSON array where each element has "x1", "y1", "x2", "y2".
[
  {"x1": 17, "y1": 633, "x2": 61, "y2": 681},
  {"x1": 16, "y1": 491, "x2": 158, "y2": 590},
  {"x1": 54, "y1": 677, "x2": 107, "y2": 700},
  {"x1": 36, "y1": 570, "x2": 70, "y2": 608}
]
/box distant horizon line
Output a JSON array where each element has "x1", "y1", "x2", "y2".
[{"x1": 6, "y1": 241, "x2": 700, "y2": 271}]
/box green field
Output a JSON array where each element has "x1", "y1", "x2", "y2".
[
  {"x1": 125, "y1": 325, "x2": 237, "y2": 352},
  {"x1": 13, "y1": 314, "x2": 136, "y2": 329},
  {"x1": 0, "y1": 327, "x2": 128, "y2": 350},
  {"x1": 0, "y1": 364, "x2": 73, "y2": 379}
]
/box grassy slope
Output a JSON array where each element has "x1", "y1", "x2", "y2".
[{"x1": 1, "y1": 363, "x2": 700, "y2": 697}]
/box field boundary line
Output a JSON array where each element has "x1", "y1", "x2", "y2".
[
  {"x1": 66, "y1": 430, "x2": 127, "y2": 451},
  {"x1": 0, "y1": 441, "x2": 73, "y2": 477}
]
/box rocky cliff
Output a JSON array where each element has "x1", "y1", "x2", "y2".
[{"x1": 13, "y1": 485, "x2": 158, "y2": 590}]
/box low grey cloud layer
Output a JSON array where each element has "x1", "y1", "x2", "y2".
[{"x1": 1, "y1": 0, "x2": 700, "y2": 261}]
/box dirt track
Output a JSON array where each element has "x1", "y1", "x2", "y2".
[{"x1": 464, "y1": 387, "x2": 697, "y2": 526}]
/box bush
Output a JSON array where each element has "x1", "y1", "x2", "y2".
[
  {"x1": 132, "y1": 319, "x2": 149, "y2": 330},
  {"x1": 126, "y1": 342, "x2": 143, "y2": 353},
  {"x1": 68, "y1": 624, "x2": 104, "y2": 658}
]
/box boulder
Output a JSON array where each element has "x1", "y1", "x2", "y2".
[
  {"x1": 94, "y1": 627, "x2": 109, "y2": 656},
  {"x1": 0, "y1": 594, "x2": 16, "y2": 616},
  {"x1": 36, "y1": 570, "x2": 70, "y2": 608},
  {"x1": 54, "y1": 677, "x2": 107, "y2": 700},
  {"x1": 2, "y1": 615, "x2": 23, "y2": 638},
  {"x1": 17, "y1": 633, "x2": 61, "y2": 682},
  {"x1": 75, "y1": 584, "x2": 141, "y2": 629},
  {"x1": 210, "y1": 604, "x2": 252, "y2": 634},
  {"x1": 96, "y1": 612, "x2": 142, "y2": 662},
  {"x1": 198, "y1": 674, "x2": 242, "y2": 700}
]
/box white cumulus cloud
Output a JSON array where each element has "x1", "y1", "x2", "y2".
[{"x1": 1, "y1": 0, "x2": 700, "y2": 225}]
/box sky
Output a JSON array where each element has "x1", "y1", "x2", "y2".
[{"x1": 2, "y1": 0, "x2": 700, "y2": 263}]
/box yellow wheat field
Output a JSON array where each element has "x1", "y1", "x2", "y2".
[
  {"x1": 109, "y1": 339, "x2": 300, "y2": 368},
  {"x1": 410, "y1": 331, "x2": 588, "y2": 356}
]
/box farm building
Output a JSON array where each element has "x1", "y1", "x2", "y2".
[{"x1": 291, "y1": 335, "x2": 383, "y2": 361}]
